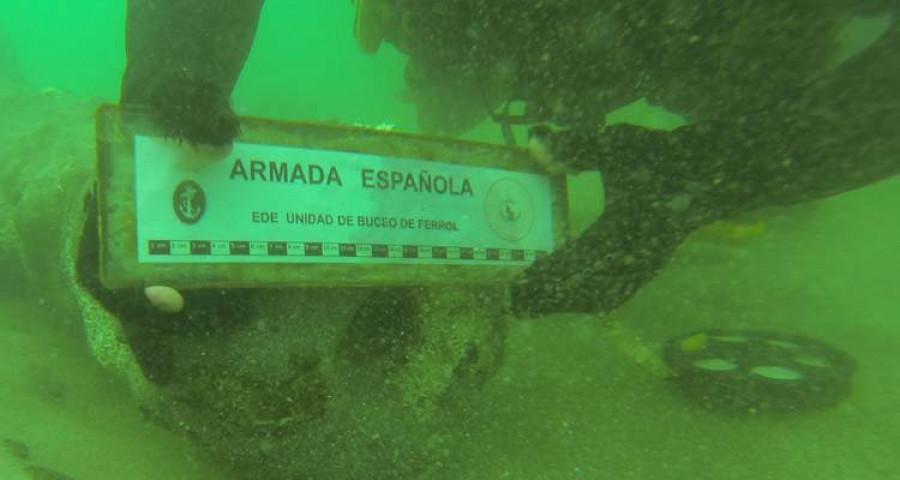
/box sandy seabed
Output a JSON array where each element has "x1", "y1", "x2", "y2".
[{"x1": 1, "y1": 87, "x2": 898, "y2": 479}]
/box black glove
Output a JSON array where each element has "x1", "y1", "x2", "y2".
[
  {"x1": 144, "y1": 74, "x2": 240, "y2": 147},
  {"x1": 120, "y1": 0, "x2": 265, "y2": 146}
]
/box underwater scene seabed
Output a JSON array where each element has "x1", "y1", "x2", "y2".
[{"x1": 1, "y1": 2, "x2": 899, "y2": 479}]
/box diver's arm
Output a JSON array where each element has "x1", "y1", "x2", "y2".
[
  {"x1": 538, "y1": 22, "x2": 900, "y2": 223},
  {"x1": 513, "y1": 22, "x2": 900, "y2": 317},
  {"x1": 695, "y1": 20, "x2": 900, "y2": 216},
  {"x1": 121, "y1": 0, "x2": 265, "y2": 145},
  {"x1": 670, "y1": 18, "x2": 900, "y2": 224}
]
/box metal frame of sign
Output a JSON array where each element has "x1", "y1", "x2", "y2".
[{"x1": 95, "y1": 105, "x2": 569, "y2": 289}]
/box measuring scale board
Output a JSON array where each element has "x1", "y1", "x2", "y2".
[{"x1": 95, "y1": 105, "x2": 569, "y2": 289}]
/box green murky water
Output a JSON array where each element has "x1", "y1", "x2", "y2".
[{"x1": 2, "y1": 2, "x2": 898, "y2": 479}]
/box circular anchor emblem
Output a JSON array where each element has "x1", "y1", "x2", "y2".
[
  {"x1": 173, "y1": 180, "x2": 206, "y2": 224},
  {"x1": 483, "y1": 178, "x2": 536, "y2": 241}
]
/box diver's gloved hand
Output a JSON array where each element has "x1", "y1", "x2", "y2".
[
  {"x1": 147, "y1": 74, "x2": 241, "y2": 148},
  {"x1": 512, "y1": 124, "x2": 703, "y2": 317},
  {"x1": 121, "y1": 73, "x2": 241, "y2": 155}
]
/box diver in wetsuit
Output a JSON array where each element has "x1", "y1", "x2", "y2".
[
  {"x1": 119, "y1": 0, "x2": 900, "y2": 320},
  {"x1": 363, "y1": 0, "x2": 900, "y2": 316},
  {"x1": 98, "y1": 2, "x2": 900, "y2": 477}
]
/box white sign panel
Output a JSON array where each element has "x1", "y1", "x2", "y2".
[{"x1": 134, "y1": 136, "x2": 554, "y2": 265}]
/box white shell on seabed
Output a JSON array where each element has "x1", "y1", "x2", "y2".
[{"x1": 144, "y1": 285, "x2": 184, "y2": 314}]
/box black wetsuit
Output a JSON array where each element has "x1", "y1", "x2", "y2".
[
  {"x1": 120, "y1": 1, "x2": 900, "y2": 320},
  {"x1": 511, "y1": 21, "x2": 900, "y2": 316}
]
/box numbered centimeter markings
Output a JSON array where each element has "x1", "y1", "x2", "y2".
[{"x1": 147, "y1": 240, "x2": 547, "y2": 262}]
